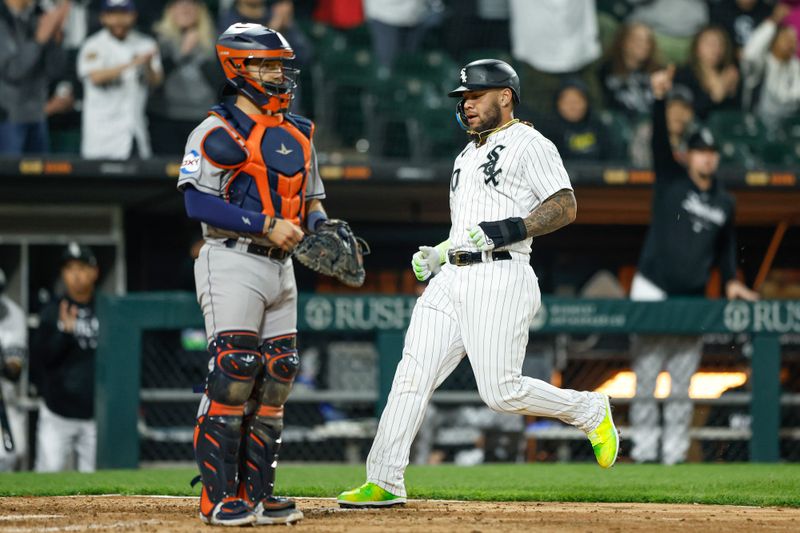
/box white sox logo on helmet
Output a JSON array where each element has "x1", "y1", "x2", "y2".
[{"x1": 460, "y1": 68, "x2": 467, "y2": 84}]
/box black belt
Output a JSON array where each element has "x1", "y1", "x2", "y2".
[
  {"x1": 447, "y1": 250, "x2": 512, "y2": 266},
  {"x1": 224, "y1": 239, "x2": 289, "y2": 260}
]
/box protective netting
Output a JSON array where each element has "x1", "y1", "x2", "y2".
[{"x1": 138, "y1": 330, "x2": 800, "y2": 465}]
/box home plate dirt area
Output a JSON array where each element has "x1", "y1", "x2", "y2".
[{"x1": 0, "y1": 496, "x2": 798, "y2": 532}]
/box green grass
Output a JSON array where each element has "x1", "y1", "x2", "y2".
[{"x1": 0, "y1": 464, "x2": 798, "y2": 507}]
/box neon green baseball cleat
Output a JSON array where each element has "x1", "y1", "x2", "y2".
[
  {"x1": 337, "y1": 482, "x2": 407, "y2": 508},
  {"x1": 586, "y1": 394, "x2": 619, "y2": 468}
]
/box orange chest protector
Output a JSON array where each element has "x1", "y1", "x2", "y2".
[{"x1": 202, "y1": 103, "x2": 314, "y2": 226}]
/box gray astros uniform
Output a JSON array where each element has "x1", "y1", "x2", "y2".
[
  {"x1": 366, "y1": 121, "x2": 607, "y2": 497},
  {"x1": 177, "y1": 113, "x2": 325, "y2": 341}
]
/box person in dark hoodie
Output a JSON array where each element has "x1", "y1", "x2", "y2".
[
  {"x1": 32, "y1": 242, "x2": 100, "y2": 472},
  {"x1": 0, "y1": 0, "x2": 69, "y2": 154},
  {"x1": 538, "y1": 79, "x2": 615, "y2": 162}
]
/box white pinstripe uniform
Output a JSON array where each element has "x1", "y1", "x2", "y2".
[{"x1": 366, "y1": 121, "x2": 607, "y2": 497}]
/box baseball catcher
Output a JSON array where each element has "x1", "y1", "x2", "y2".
[
  {"x1": 177, "y1": 23, "x2": 359, "y2": 526},
  {"x1": 292, "y1": 219, "x2": 369, "y2": 287}
]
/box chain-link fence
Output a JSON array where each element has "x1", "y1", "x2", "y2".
[{"x1": 137, "y1": 328, "x2": 800, "y2": 466}]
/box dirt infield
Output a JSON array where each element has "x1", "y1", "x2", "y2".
[{"x1": 0, "y1": 496, "x2": 798, "y2": 532}]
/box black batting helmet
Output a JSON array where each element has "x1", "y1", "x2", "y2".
[{"x1": 448, "y1": 59, "x2": 520, "y2": 103}]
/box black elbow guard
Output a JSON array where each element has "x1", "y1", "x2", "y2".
[{"x1": 478, "y1": 217, "x2": 527, "y2": 248}]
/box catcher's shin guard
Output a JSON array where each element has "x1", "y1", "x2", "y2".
[
  {"x1": 194, "y1": 331, "x2": 262, "y2": 525},
  {"x1": 239, "y1": 334, "x2": 301, "y2": 524}
]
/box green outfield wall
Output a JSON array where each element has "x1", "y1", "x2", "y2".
[{"x1": 96, "y1": 293, "x2": 799, "y2": 468}]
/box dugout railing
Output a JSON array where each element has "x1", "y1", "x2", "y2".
[{"x1": 95, "y1": 292, "x2": 798, "y2": 468}]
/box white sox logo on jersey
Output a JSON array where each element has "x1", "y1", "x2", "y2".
[{"x1": 478, "y1": 145, "x2": 506, "y2": 186}]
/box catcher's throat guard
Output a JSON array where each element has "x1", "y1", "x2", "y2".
[{"x1": 292, "y1": 219, "x2": 370, "y2": 287}]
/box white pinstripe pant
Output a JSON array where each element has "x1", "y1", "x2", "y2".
[
  {"x1": 629, "y1": 273, "x2": 701, "y2": 465},
  {"x1": 367, "y1": 261, "x2": 605, "y2": 497}
]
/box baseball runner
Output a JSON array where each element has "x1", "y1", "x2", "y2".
[
  {"x1": 178, "y1": 24, "x2": 332, "y2": 526},
  {"x1": 630, "y1": 67, "x2": 758, "y2": 465},
  {"x1": 338, "y1": 59, "x2": 619, "y2": 507}
]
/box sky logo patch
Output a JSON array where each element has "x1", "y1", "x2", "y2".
[{"x1": 180, "y1": 150, "x2": 201, "y2": 174}]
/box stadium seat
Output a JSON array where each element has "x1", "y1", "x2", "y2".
[
  {"x1": 313, "y1": 45, "x2": 380, "y2": 145},
  {"x1": 719, "y1": 140, "x2": 761, "y2": 169},
  {"x1": 299, "y1": 20, "x2": 344, "y2": 49},
  {"x1": 759, "y1": 141, "x2": 796, "y2": 167},
  {"x1": 361, "y1": 74, "x2": 416, "y2": 157},
  {"x1": 596, "y1": 0, "x2": 633, "y2": 20},
  {"x1": 342, "y1": 24, "x2": 372, "y2": 48},
  {"x1": 408, "y1": 96, "x2": 463, "y2": 161},
  {"x1": 598, "y1": 110, "x2": 633, "y2": 161},
  {"x1": 707, "y1": 111, "x2": 767, "y2": 144},
  {"x1": 362, "y1": 72, "x2": 460, "y2": 160},
  {"x1": 393, "y1": 50, "x2": 460, "y2": 91},
  {"x1": 780, "y1": 113, "x2": 800, "y2": 139},
  {"x1": 460, "y1": 48, "x2": 514, "y2": 67}
]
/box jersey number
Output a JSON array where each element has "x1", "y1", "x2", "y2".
[{"x1": 450, "y1": 169, "x2": 461, "y2": 192}]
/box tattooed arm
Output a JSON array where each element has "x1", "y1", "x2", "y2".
[
  {"x1": 523, "y1": 188, "x2": 577, "y2": 237},
  {"x1": 467, "y1": 189, "x2": 577, "y2": 251}
]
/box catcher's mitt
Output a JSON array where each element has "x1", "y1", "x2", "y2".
[{"x1": 292, "y1": 219, "x2": 370, "y2": 287}]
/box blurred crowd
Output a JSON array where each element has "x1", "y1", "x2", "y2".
[{"x1": 1, "y1": 0, "x2": 799, "y2": 164}]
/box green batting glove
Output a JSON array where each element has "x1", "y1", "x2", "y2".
[
  {"x1": 468, "y1": 226, "x2": 493, "y2": 251},
  {"x1": 411, "y1": 239, "x2": 451, "y2": 281},
  {"x1": 411, "y1": 246, "x2": 438, "y2": 281}
]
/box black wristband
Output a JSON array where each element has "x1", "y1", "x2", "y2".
[
  {"x1": 478, "y1": 217, "x2": 527, "y2": 248},
  {"x1": 266, "y1": 217, "x2": 277, "y2": 236}
]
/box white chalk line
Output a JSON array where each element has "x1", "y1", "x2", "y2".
[
  {"x1": 0, "y1": 519, "x2": 162, "y2": 532},
  {"x1": 0, "y1": 515, "x2": 63, "y2": 521}
]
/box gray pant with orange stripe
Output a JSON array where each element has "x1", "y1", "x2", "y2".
[{"x1": 193, "y1": 242, "x2": 300, "y2": 516}]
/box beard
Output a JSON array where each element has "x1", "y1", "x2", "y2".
[{"x1": 473, "y1": 102, "x2": 502, "y2": 132}]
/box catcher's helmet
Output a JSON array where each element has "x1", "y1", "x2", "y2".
[
  {"x1": 216, "y1": 23, "x2": 297, "y2": 113},
  {"x1": 449, "y1": 59, "x2": 520, "y2": 131}
]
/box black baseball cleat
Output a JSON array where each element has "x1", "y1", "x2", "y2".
[{"x1": 253, "y1": 496, "x2": 304, "y2": 525}]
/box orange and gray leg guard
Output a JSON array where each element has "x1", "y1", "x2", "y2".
[
  {"x1": 239, "y1": 334, "x2": 303, "y2": 525},
  {"x1": 194, "y1": 331, "x2": 262, "y2": 526}
]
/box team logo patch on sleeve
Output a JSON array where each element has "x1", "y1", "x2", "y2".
[{"x1": 180, "y1": 150, "x2": 201, "y2": 174}]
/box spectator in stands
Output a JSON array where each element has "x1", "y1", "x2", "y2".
[
  {"x1": 599, "y1": 22, "x2": 662, "y2": 118},
  {"x1": 46, "y1": 0, "x2": 94, "y2": 154},
  {"x1": 0, "y1": 269, "x2": 28, "y2": 471},
  {"x1": 742, "y1": 3, "x2": 800, "y2": 130},
  {"x1": 32, "y1": 243, "x2": 101, "y2": 472},
  {"x1": 444, "y1": 0, "x2": 510, "y2": 60},
  {"x1": 219, "y1": 0, "x2": 311, "y2": 66},
  {"x1": 312, "y1": 0, "x2": 364, "y2": 30},
  {"x1": 626, "y1": 0, "x2": 708, "y2": 64},
  {"x1": 0, "y1": 0, "x2": 69, "y2": 155},
  {"x1": 709, "y1": 0, "x2": 773, "y2": 59},
  {"x1": 363, "y1": 0, "x2": 435, "y2": 70},
  {"x1": 509, "y1": 0, "x2": 601, "y2": 119},
  {"x1": 629, "y1": 66, "x2": 758, "y2": 465},
  {"x1": 149, "y1": 0, "x2": 219, "y2": 156},
  {"x1": 46, "y1": 78, "x2": 81, "y2": 154},
  {"x1": 779, "y1": 0, "x2": 800, "y2": 57},
  {"x1": 538, "y1": 79, "x2": 615, "y2": 162},
  {"x1": 78, "y1": 0, "x2": 163, "y2": 159},
  {"x1": 629, "y1": 84, "x2": 695, "y2": 168},
  {"x1": 674, "y1": 26, "x2": 741, "y2": 120}
]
